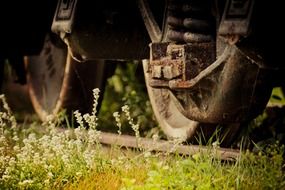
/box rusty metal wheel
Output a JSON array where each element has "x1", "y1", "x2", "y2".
[
  {"x1": 143, "y1": 59, "x2": 244, "y2": 144},
  {"x1": 26, "y1": 34, "x2": 110, "y2": 121},
  {"x1": 138, "y1": 0, "x2": 198, "y2": 141}
]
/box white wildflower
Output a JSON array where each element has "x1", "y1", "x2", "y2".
[
  {"x1": 143, "y1": 151, "x2": 151, "y2": 158},
  {"x1": 92, "y1": 88, "x2": 100, "y2": 116},
  {"x1": 33, "y1": 153, "x2": 42, "y2": 165},
  {"x1": 43, "y1": 114, "x2": 56, "y2": 130},
  {"x1": 61, "y1": 154, "x2": 70, "y2": 165},
  {"x1": 74, "y1": 127, "x2": 86, "y2": 141},
  {"x1": 8, "y1": 157, "x2": 16, "y2": 167},
  {"x1": 76, "y1": 172, "x2": 83, "y2": 177},
  {"x1": 113, "y1": 112, "x2": 122, "y2": 135},
  {"x1": 0, "y1": 94, "x2": 17, "y2": 128},
  {"x1": 74, "y1": 110, "x2": 84, "y2": 128},
  {"x1": 122, "y1": 105, "x2": 141, "y2": 146},
  {"x1": 74, "y1": 139, "x2": 83, "y2": 150},
  {"x1": 12, "y1": 135, "x2": 19, "y2": 142},
  {"x1": 44, "y1": 179, "x2": 50, "y2": 185},
  {"x1": 47, "y1": 172, "x2": 53, "y2": 178},
  {"x1": 152, "y1": 134, "x2": 159, "y2": 142},
  {"x1": 13, "y1": 145, "x2": 20, "y2": 152},
  {"x1": 169, "y1": 138, "x2": 183, "y2": 153},
  {"x1": 83, "y1": 113, "x2": 97, "y2": 130},
  {"x1": 64, "y1": 129, "x2": 72, "y2": 138},
  {"x1": 121, "y1": 105, "x2": 129, "y2": 115},
  {"x1": 212, "y1": 141, "x2": 220, "y2": 149},
  {"x1": 2, "y1": 174, "x2": 11, "y2": 180},
  {"x1": 83, "y1": 149, "x2": 96, "y2": 168},
  {"x1": 87, "y1": 129, "x2": 101, "y2": 145},
  {"x1": 27, "y1": 133, "x2": 37, "y2": 143},
  {"x1": 18, "y1": 179, "x2": 34, "y2": 187},
  {"x1": 0, "y1": 136, "x2": 6, "y2": 144}
]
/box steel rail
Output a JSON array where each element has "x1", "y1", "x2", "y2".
[{"x1": 99, "y1": 132, "x2": 241, "y2": 161}]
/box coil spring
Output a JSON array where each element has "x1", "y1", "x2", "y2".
[{"x1": 167, "y1": 0, "x2": 215, "y2": 43}]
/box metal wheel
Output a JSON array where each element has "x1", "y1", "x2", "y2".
[
  {"x1": 139, "y1": 0, "x2": 201, "y2": 141},
  {"x1": 143, "y1": 60, "x2": 241, "y2": 144},
  {"x1": 26, "y1": 34, "x2": 110, "y2": 121}
]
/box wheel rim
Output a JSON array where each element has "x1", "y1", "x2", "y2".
[{"x1": 26, "y1": 34, "x2": 108, "y2": 121}]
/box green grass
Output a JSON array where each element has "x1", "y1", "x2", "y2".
[{"x1": 1, "y1": 93, "x2": 285, "y2": 190}]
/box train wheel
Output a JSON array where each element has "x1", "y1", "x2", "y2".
[
  {"x1": 26, "y1": 34, "x2": 110, "y2": 121},
  {"x1": 144, "y1": 59, "x2": 242, "y2": 144}
]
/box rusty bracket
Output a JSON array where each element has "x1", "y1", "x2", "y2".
[
  {"x1": 218, "y1": 0, "x2": 254, "y2": 38},
  {"x1": 149, "y1": 43, "x2": 184, "y2": 80},
  {"x1": 148, "y1": 42, "x2": 216, "y2": 90},
  {"x1": 51, "y1": 0, "x2": 78, "y2": 34}
]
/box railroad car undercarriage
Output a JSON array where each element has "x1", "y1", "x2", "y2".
[{"x1": 1, "y1": 0, "x2": 284, "y2": 143}]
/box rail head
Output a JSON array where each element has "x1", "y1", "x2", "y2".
[{"x1": 99, "y1": 132, "x2": 241, "y2": 161}]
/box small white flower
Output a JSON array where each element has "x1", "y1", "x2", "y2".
[
  {"x1": 46, "y1": 114, "x2": 55, "y2": 122},
  {"x1": 44, "y1": 179, "x2": 50, "y2": 185},
  {"x1": 61, "y1": 154, "x2": 70, "y2": 165},
  {"x1": 152, "y1": 134, "x2": 159, "y2": 142},
  {"x1": 87, "y1": 129, "x2": 101, "y2": 145},
  {"x1": 74, "y1": 127, "x2": 86, "y2": 140},
  {"x1": 76, "y1": 172, "x2": 83, "y2": 177},
  {"x1": 8, "y1": 157, "x2": 16, "y2": 166},
  {"x1": 13, "y1": 145, "x2": 20, "y2": 152},
  {"x1": 121, "y1": 105, "x2": 129, "y2": 113},
  {"x1": 113, "y1": 112, "x2": 122, "y2": 135},
  {"x1": 212, "y1": 141, "x2": 220, "y2": 149},
  {"x1": 74, "y1": 110, "x2": 84, "y2": 128},
  {"x1": 144, "y1": 151, "x2": 151, "y2": 158},
  {"x1": 0, "y1": 136, "x2": 6, "y2": 143},
  {"x1": 12, "y1": 135, "x2": 19, "y2": 142},
  {"x1": 18, "y1": 179, "x2": 34, "y2": 187},
  {"x1": 2, "y1": 174, "x2": 11, "y2": 180},
  {"x1": 83, "y1": 113, "x2": 97, "y2": 130},
  {"x1": 121, "y1": 104, "x2": 141, "y2": 146},
  {"x1": 92, "y1": 88, "x2": 100, "y2": 116},
  {"x1": 47, "y1": 172, "x2": 53, "y2": 178}
]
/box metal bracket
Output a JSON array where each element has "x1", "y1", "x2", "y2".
[
  {"x1": 218, "y1": 0, "x2": 254, "y2": 37},
  {"x1": 148, "y1": 42, "x2": 216, "y2": 90},
  {"x1": 51, "y1": 0, "x2": 78, "y2": 34},
  {"x1": 149, "y1": 43, "x2": 184, "y2": 80}
]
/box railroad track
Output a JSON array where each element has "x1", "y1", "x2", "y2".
[
  {"x1": 98, "y1": 132, "x2": 240, "y2": 161},
  {"x1": 54, "y1": 127, "x2": 241, "y2": 161}
]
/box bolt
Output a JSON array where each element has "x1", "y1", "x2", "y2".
[
  {"x1": 163, "y1": 64, "x2": 181, "y2": 79},
  {"x1": 152, "y1": 65, "x2": 162, "y2": 78}
]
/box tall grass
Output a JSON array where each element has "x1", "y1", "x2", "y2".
[{"x1": 1, "y1": 91, "x2": 285, "y2": 190}]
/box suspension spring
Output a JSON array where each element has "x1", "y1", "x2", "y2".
[{"x1": 166, "y1": 0, "x2": 215, "y2": 43}]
